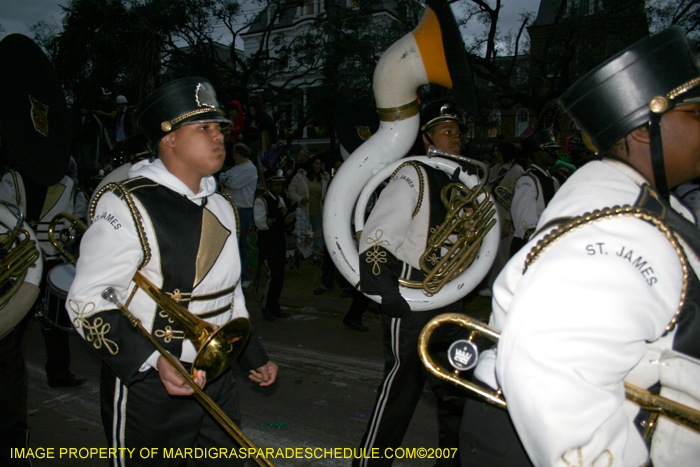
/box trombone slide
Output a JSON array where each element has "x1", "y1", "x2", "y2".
[{"x1": 102, "y1": 288, "x2": 275, "y2": 467}]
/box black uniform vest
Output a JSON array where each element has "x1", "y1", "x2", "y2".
[
  {"x1": 117, "y1": 177, "x2": 204, "y2": 356},
  {"x1": 256, "y1": 191, "x2": 291, "y2": 259}
]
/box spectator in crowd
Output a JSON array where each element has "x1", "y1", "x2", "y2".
[
  {"x1": 114, "y1": 95, "x2": 135, "y2": 145},
  {"x1": 220, "y1": 143, "x2": 258, "y2": 288},
  {"x1": 242, "y1": 97, "x2": 277, "y2": 155},
  {"x1": 288, "y1": 156, "x2": 330, "y2": 254}
]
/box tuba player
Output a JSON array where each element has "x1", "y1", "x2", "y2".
[{"x1": 354, "y1": 100, "x2": 469, "y2": 467}]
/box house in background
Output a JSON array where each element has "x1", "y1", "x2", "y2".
[
  {"x1": 240, "y1": 0, "x2": 405, "y2": 151},
  {"x1": 239, "y1": 0, "x2": 649, "y2": 155}
]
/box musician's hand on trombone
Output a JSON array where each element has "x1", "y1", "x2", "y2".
[
  {"x1": 157, "y1": 354, "x2": 207, "y2": 396},
  {"x1": 249, "y1": 361, "x2": 278, "y2": 387}
]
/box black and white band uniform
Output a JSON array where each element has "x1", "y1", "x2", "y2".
[
  {"x1": 473, "y1": 27, "x2": 700, "y2": 467},
  {"x1": 66, "y1": 77, "x2": 275, "y2": 465},
  {"x1": 509, "y1": 130, "x2": 560, "y2": 256},
  {"x1": 353, "y1": 100, "x2": 469, "y2": 467}
]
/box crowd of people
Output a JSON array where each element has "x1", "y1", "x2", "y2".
[{"x1": 2, "y1": 18, "x2": 700, "y2": 467}]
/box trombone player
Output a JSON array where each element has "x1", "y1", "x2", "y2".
[
  {"x1": 66, "y1": 78, "x2": 277, "y2": 465},
  {"x1": 468, "y1": 28, "x2": 700, "y2": 466}
]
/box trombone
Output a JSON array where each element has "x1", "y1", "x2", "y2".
[
  {"x1": 49, "y1": 212, "x2": 275, "y2": 467},
  {"x1": 418, "y1": 313, "x2": 700, "y2": 440}
]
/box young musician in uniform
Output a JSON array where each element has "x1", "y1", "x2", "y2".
[
  {"x1": 473, "y1": 27, "x2": 700, "y2": 466},
  {"x1": 508, "y1": 129, "x2": 560, "y2": 256},
  {"x1": 67, "y1": 77, "x2": 278, "y2": 465},
  {"x1": 253, "y1": 168, "x2": 295, "y2": 321},
  {"x1": 353, "y1": 100, "x2": 470, "y2": 467}
]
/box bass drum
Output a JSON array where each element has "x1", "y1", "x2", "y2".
[{"x1": 0, "y1": 202, "x2": 43, "y2": 338}]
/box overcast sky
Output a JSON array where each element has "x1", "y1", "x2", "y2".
[{"x1": 1, "y1": 0, "x2": 542, "y2": 43}]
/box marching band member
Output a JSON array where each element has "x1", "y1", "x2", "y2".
[
  {"x1": 253, "y1": 168, "x2": 295, "y2": 321},
  {"x1": 474, "y1": 27, "x2": 700, "y2": 466},
  {"x1": 508, "y1": 129, "x2": 560, "y2": 256},
  {"x1": 67, "y1": 78, "x2": 277, "y2": 465},
  {"x1": 354, "y1": 100, "x2": 469, "y2": 467}
]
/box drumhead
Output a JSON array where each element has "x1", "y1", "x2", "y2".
[{"x1": 47, "y1": 263, "x2": 76, "y2": 299}]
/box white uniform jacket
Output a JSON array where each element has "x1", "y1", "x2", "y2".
[
  {"x1": 510, "y1": 164, "x2": 559, "y2": 240},
  {"x1": 475, "y1": 159, "x2": 700, "y2": 467},
  {"x1": 358, "y1": 161, "x2": 453, "y2": 301},
  {"x1": 0, "y1": 170, "x2": 75, "y2": 260},
  {"x1": 66, "y1": 159, "x2": 259, "y2": 385}
]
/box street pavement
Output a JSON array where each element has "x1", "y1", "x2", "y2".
[{"x1": 20, "y1": 255, "x2": 491, "y2": 466}]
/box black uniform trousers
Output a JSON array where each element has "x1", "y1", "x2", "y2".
[
  {"x1": 261, "y1": 254, "x2": 285, "y2": 317},
  {"x1": 354, "y1": 301, "x2": 466, "y2": 467},
  {"x1": 100, "y1": 362, "x2": 244, "y2": 467},
  {"x1": 0, "y1": 321, "x2": 32, "y2": 467},
  {"x1": 459, "y1": 395, "x2": 533, "y2": 467},
  {"x1": 39, "y1": 259, "x2": 75, "y2": 383}
]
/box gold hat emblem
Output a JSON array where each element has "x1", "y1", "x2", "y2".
[{"x1": 29, "y1": 95, "x2": 49, "y2": 137}]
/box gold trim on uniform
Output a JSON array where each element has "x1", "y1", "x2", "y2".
[
  {"x1": 68, "y1": 300, "x2": 119, "y2": 355},
  {"x1": 389, "y1": 161, "x2": 425, "y2": 219},
  {"x1": 195, "y1": 208, "x2": 231, "y2": 287},
  {"x1": 364, "y1": 229, "x2": 390, "y2": 275},
  {"x1": 667, "y1": 76, "x2": 700, "y2": 100},
  {"x1": 155, "y1": 326, "x2": 185, "y2": 343},
  {"x1": 561, "y1": 447, "x2": 612, "y2": 467}
]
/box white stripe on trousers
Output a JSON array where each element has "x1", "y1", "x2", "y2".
[
  {"x1": 359, "y1": 316, "x2": 401, "y2": 467},
  {"x1": 112, "y1": 377, "x2": 128, "y2": 467}
]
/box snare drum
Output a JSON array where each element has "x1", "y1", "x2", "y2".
[{"x1": 41, "y1": 263, "x2": 76, "y2": 332}]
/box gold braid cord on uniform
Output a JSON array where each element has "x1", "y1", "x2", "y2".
[
  {"x1": 89, "y1": 179, "x2": 152, "y2": 269},
  {"x1": 524, "y1": 205, "x2": 689, "y2": 332}
]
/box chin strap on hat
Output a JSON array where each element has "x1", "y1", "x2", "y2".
[{"x1": 648, "y1": 110, "x2": 668, "y2": 198}]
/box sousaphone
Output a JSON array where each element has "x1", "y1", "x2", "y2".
[{"x1": 323, "y1": 0, "x2": 500, "y2": 309}]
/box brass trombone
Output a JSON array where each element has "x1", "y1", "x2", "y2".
[
  {"x1": 49, "y1": 212, "x2": 275, "y2": 467},
  {"x1": 418, "y1": 313, "x2": 700, "y2": 439}
]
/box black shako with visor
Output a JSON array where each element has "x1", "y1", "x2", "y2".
[
  {"x1": 419, "y1": 100, "x2": 465, "y2": 149},
  {"x1": 521, "y1": 129, "x2": 559, "y2": 158},
  {"x1": 558, "y1": 26, "x2": 700, "y2": 197},
  {"x1": 136, "y1": 77, "x2": 231, "y2": 151}
]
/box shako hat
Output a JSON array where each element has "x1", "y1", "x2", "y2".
[
  {"x1": 558, "y1": 27, "x2": 700, "y2": 152},
  {"x1": 0, "y1": 34, "x2": 71, "y2": 187},
  {"x1": 420, "y1": 100, "x2": 464, "y2": 133},
  {"x1": 521, "y1": 129, "x2": 559, "y2": 156},
  {"x1": 264, "y1": 168, "x2": 285, "y2": 182},
  {"x1": 136, "y1": 77, "x2": 230, "y2": 149},
  {"x1": 558, "y1": 27, "x2": 700, "y2": 195}
]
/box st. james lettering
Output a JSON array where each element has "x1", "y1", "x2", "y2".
[
  {"x1": 96, "y1": 211, "x2": 122, "y2": 230},
  {"x1": 585, "y1": 243, "x2": 657, "y2": 286}
]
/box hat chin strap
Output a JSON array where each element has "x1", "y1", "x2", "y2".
[{"x1": 649, "y1": 112, "x2": 668, "y2": 197}]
